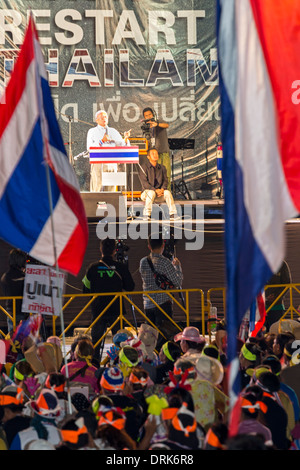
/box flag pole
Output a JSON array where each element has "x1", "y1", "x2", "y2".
[
  {"x1": 43, "y1": 154, "x2": 73, "y2": 415},
  {"x1": 30, "y1": 11, "x2": 73, "y2": 415}
]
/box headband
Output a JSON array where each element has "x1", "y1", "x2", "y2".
[
  {"x1": 45, "y1": 375, "x2": 65, "y2": 393},
  {"x1": 61, "y1": 424, "x2": 88, "y2": 444},
  {"x1": 14, "y1": 367, "x2": 33, "y2": 382},
  {"x1": 98, "y1": 411, "x2": 126, "y2": 431},
  {"x1": 162, "y1": 342, "x2": 174, "y2": 362},
  {"x1": 241, "y1": 397, "x2": 267, "y2": 414},
  {"x1": 0, "y1": 389, "x2": 23, "y2": 407},
  {"x1": 205, "y1": 429, "x2": 224, "y2": 449},
  {"x1": 77, "y1": 353, "x2": 93, "y2": 367},
  {"x1": 119, "y1": 348, "x2": 138, "y2": 367},
  {"x1": 173, "y1": 364, "x2": 195, "y2": 376},
  {"x1": 129, "y1": 372, "x2": 148, "y2": 385},
  {"x1": 241, "y1": 343, "x2": 257, "y2": 362},
  {"x1": 171, "y1": 404, "x2": 197, "y2": 437},
  {"x1": 283, "y1": 347, "x2": 292, "y2": 358}
]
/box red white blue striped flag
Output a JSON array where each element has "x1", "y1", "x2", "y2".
[
  {"x1": 89, "y1": 146, "x2": 140, "y2": 164},
  {"x1": 217, "y1": 0, "x2": 300, "y2": 423},
  {"x1": 0, "y1": 16, "x2": 88, "y2": 276}
]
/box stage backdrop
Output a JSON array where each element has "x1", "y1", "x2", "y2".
[{"x1": 0, "y1": 0, "x2": 220, "y2": 197}]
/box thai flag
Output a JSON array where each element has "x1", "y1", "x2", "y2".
[
  {"x1": 89, "y1": 146, "x2": 140, "y2": 164},
  {"x1": 249, "y1": 291, "x2": 266, "y2": 338},
  {"x1": 0, "y1": 16, "x2": 88, "y2": 276},
  {"x1": 217, "y1": 0, "x2": 300, "y2": 417}
]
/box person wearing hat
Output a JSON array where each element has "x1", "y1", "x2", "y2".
[
  {"x1": 248, "y1": 364, "x2": 296, "y2": 443},
  {"x1": 143, "y1": 400, "x2": 203, "y2": 450},
  {"x1": 87, "y1": 109, "x2": 131, "y2": 192},
  {"x1": 10, "y1": 388, "x2": 62, "y2": 450},
  {"x1": 57, "y1": 416, "x2": 96, "y2": 450},
  {"x1": 138, "y1": 323, "x2": 159, "y2": 365},
  {"x1": 94, "y1": 408, "x2": 136, "y2": 450},
  {"x1": 0, "y1": 388, "x2": 31, "y2": 449},
  {"x1": 237, "y1": 391, "x2": 273, "y2": 445},
  {"x1": 262, "y1": 354, "x2": 300, "y2": 423},
  {"x1": 174, "y1": 326, "x2": 206, "y2": 360},
  {"x1": 82, "y1": 238, "x2": 135, "y2": 361},
  {"x1": 251, "y1": 372, "x2": 290, "y2": 449},
  {"x1": 99, "y1": 367, "x2": 144, "y2": 443},
  {"x1": 190, "y1": 355, "x2": 229, "y2": 432},
  {"x1": 45, "y1": 372, "x2": 77, "y2": 422}
]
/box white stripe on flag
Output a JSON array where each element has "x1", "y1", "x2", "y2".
[
  {"x1": 50, "y1": 145, "x2": 80, "y2": 191},
  {"x1": 30, "y1": 194, "x2": 78, "y2": 265},
  {"x1": 0, "y1": 61, "x2": 38, "y2": 199},
  {"x1": 235, "y1": 0, "x2": 296, "y2": 272}
]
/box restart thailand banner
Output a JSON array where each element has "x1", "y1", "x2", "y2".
[{"x1": 0, "y1": 0, "x2": 220, "y2": 195}]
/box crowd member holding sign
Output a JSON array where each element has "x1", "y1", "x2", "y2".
[
  {"x1": 86, "y1": 110, "x2": 131, "y2": 192},
  {"x1": 82, "y1": 238, "x2": 135, "y2": 361}
]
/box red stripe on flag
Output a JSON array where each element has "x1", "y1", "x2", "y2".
[
  {"x1": 250, "y1": 0, "x2": 300, "y2": 209},
  {"x1": 57, "y1": 223, "x2": 88, "y2": 276},
  {"x1": 51, "y1": 170, "x2": 88, "y2": 275},
  {"x1": 0, "y1": 23, "x2": 35, "y2": 140}
]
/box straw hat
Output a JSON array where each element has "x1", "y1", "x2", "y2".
[
  {"x1": 174, "y1": 327, "x2": 206, "y2": 344},
  {"x1": 195, "y1": 355, "x2": 224, "y2": 385}
]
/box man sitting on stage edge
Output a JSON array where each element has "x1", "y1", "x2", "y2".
[
  {"x1": 82, "y1": 238, "x2": 135, "y2": 361},
  {"x1": 138, "y1": 148, "x2": 177, "y2": 220}
]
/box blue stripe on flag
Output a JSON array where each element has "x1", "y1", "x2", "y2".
[
  {"x1": 0, "y1": 119, "x2": 60, "y2": 251},
  {"x1": 41, "y1": 77, "x2": 67, "y2": 155},
  {"x1": 217, "y1": 0, "x2": 272, "y2": 384}
]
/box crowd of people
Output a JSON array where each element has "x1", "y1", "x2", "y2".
[{"x1": 0, "y1": 312, "x2": 299, "y2": 451}]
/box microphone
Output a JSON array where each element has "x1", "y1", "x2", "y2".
[{"x1": 74, "y1": 150, "x2": 89, "y2": 160}]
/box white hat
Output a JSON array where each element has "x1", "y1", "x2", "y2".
[{"x1": 195, "y1": 355, "x2": 224, "y2": 385}]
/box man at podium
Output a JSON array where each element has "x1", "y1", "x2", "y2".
[{"x1": 87, "y1": 110, "x2": 131, "y2": 192}]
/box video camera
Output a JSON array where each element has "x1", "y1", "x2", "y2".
[
  {"x1": 141, "y1": 118, "x2": 156, "y2": 137},
  {"x1": 161, "y1": 227, "x2": 176, "y2": 260},
  {"x1": 115, "y1": 239, "x2": 129, "y2": 264}
]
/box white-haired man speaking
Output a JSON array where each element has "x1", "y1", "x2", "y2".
[{"x1": 87, "y1": 110, "x2": 131, "y2": 192}]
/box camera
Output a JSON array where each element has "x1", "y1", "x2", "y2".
[
  {"x1": 115, "y1": 239, "x2": 129, "y2": 264},
  {"x1": 141, "y1": 118, "x2": 155, "y2": 138}
]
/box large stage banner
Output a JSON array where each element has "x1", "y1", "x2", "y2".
[{"x1": 0, "y1": 0, "x2": 220, "y2": 197}]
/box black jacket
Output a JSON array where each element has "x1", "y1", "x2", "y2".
[
  {"x1": 0, "y1": 267, "x2": 25, "y2": 316},
  {"x1": 138, "y1": 160, "x2": 168, "y2": 191},
  {"x1": 82, "y1": 256, "x2": 135, "y2": 318}
]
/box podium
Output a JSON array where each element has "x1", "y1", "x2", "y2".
[{"x1": 89, "y1": 146, "x2": 139, "y2": 190}]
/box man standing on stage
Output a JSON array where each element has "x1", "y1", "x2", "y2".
[
  {"x1": 142, "y1": 107, "x2": 171, "y2": 191},
  {"x1": 82, "y1": 238, "x2": 135, "y2": 360},
  {"x1": 138, "y1": 148, "x2": 177, "y2": 220},
  {"x1": 86, "y1": 110, "x2": 131, "y2": 192}
]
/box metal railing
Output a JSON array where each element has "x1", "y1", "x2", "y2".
[
  {"x1": 0, "y1": 288, "x2": 205, "y2": 349},
  {"x1": 207, "y1": 283, "x2": 300, "y2": 321},
  {"x1": 1, "y1": 283, "x2": 299, "y2": 347}
]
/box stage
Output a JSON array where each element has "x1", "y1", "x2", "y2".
[
  {"x1": 0, "y1": 193, "x2": 299, "y2": 332},
  {"x1": 80, "y1": 191, "x2": 225, "y2": 220}
]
